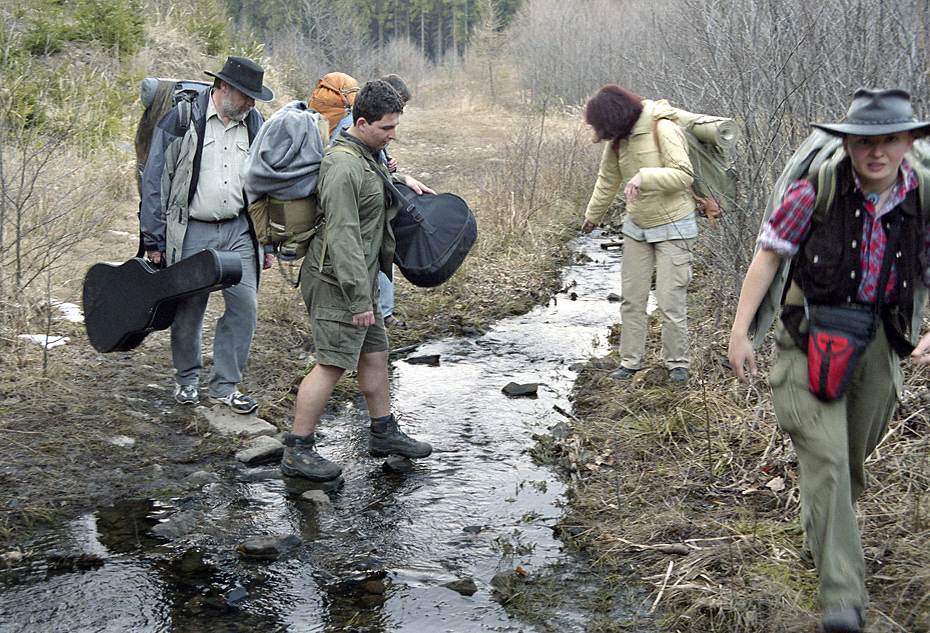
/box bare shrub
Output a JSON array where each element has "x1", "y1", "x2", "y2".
[
  {"x1": 470, "y1": 101, "x2": 599, "y2": 252},
  {"x1": 506, "y1": 0, "x2": 930, "y2": 312}
]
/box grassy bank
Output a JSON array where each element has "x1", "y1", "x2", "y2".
[{"x1": 546, "y1": 263, "x2": 930, "y2": 632}]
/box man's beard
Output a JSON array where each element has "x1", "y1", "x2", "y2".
[{"x1": 222, "y1": 92, "x2": 251, "y2": 122}]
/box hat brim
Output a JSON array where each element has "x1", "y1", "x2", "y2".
[
  {"x1": 205, "y1": 71, "x2": 275, "y2": 102},
  {"x1": 812, "y1": 121, "x2": 930, "y2": 137}
]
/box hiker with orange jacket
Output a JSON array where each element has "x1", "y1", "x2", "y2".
[{"x1": 581, "y1": 84, "x2": 696, "y2": 383}]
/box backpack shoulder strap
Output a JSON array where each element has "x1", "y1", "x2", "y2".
[
  {"x1": 177, "y1": 98, "x2": 192, "y2": 132},
  {"x1": 916, "y1": 166, "x2": 930, "y2": 220},
  {"x1": 812, "y1": 149, "x2": 845, "y2": 223}
]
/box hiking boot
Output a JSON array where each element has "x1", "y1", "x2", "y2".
[
  {"x1": 209, "y1": 391, "x2": 258, "y2": 415},
  {"x1": 174, "y1": 384, "x2": 198, "y2": 405},
  {"x1": 821, "y1": 603, "x2": 864, "y2": 633},
  {"x1": 609, "y1": 366, "x2": 640, "y2": 381},
  {"x1": 281, "y1": 434, "x2": 343, "y2": 481},
  {"x1": 369, "y1": 414, "x2": 432, "y2": 458},
  {"x1": 384, "y1": 314, "x2": 406, "y2": 329},
  {"x1": 669, "y1": 367, "x2": 689, "y2": 382}
]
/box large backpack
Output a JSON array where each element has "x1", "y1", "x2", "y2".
[
  {"x1": 309, "y1": 72, "x2": 360, "y2": 138},
  {"x1": 652, "y1": 105, "x2": 740, "y2": 226},
  {"x1": 748, "y1": 131, "x2": 930, "y2": 347},
  {"x1": 241, "y1": 101, "x2": 331, "y2": 262},
  {"x1": 134, "y1": 78, "x2": 210, "y2": 195}
]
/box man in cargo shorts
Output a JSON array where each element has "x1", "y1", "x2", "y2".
[{"x1": 280, "y1": 80, "x2": 436, "y2": 482}]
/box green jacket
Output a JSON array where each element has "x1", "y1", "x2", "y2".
[
  {"x1": 307, "y1": 133, "x2": 403, "y2": 314},
  {"x1": 584, "y1": 100, "x2": 695, "y2": 229}
]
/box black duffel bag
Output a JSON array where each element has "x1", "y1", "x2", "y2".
[
  {"x1": 386, "y1": 183, "x2": 477, "y2": 288},
  {"x1": 390, "y1": 183, "x2": 476, "y2": 287}
]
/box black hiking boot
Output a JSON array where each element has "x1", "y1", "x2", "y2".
[
  {"x1": 369, "y1": 414, "x2": 432, "y2": 459},
  {"x1": 281, "y1": 433, "x2": 343, "y2": 481}
]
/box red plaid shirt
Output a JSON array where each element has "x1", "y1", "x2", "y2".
[{"x1": 759, "y1": 161, "x2": 929, "y2": 304}]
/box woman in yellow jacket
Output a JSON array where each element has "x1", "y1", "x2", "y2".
[{"x1": 581, "y1": 84, "x2": 696, "y2": 382}]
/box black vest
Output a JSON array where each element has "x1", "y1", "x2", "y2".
[{"x1": 791, "y1": 158, "x2": 925, "y2": 353}]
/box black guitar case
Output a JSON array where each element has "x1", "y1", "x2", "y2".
[{"x1": 82, "y1": 249, "x2": 242, "y2": 353}]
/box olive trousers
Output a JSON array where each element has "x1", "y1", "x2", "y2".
[{"x1": 769, "y1": 318, "x2": 900, "y2": 609}]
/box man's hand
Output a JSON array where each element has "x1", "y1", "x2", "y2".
[
  {"x1": 728, "y1": 331, "x2": 757, "y2": 384},
  {"x1": 581, "y1": 219, "x2": 598, "y2": 234},
  {"x1": 403, "y1": 175, "x2": 436, "y2": 195},
  {"x1": 146, "y1": 250, "x2": 166, "y2": 266},
  {"x1": 386, "y1": 154, "x2": 397, "y2": 173},
  {"x1": 263, "y1": 252, "x2": 275, "y2": 270},
  {"x1": 353, "y1": 310, "x2": 375, "y2": 327}
]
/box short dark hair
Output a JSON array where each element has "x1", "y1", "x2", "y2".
[
  {"x1": 379, "y1": 74, "x2": 411, "y2": 103},
  {"x1": 353, "y1": 80, "x2": 405, "y2": 125},
  {"x1": 585, "y1": 85, "x2": 644, "y2": 147}
]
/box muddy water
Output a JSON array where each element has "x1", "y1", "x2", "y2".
[{"x1": 0, "y1": 235, "x2": 654, "y2": 632}]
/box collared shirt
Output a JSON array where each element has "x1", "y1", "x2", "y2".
[
  {"x1": 623, "y1": 211, "x2": 698, "y2": 243},
  {"x1": 188, "y1": 94, "x2": 249, "y2": 221},
  {"x1": 758, "y1": 161, "x2": 930, "y2": 303}
]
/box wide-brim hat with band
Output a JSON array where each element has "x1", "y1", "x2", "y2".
[
  {"x1": 812, "y1": 88, "x2": 930, "y2": 137},
  {"x1": 205, "y1": 56, "x2": 274, "y2": 103}
]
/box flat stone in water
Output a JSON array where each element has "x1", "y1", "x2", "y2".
[
  {"x1": 237, "y1": 534, "x2": 301, "y2": 560},
  {"x1": 235, "y1": 435, "x2": 284, "y2": 465},
  {"x1": 502, "y1": 382, "x2": 538, "y2": 397},
  {"x1": 443, "y1": 577, "x2": 478, "y2": 596},
  {"x1": 405, "y1": 354, "x2": 440, "y2": 366}
]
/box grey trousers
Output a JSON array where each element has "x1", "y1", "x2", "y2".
[{"x1": 171, "y1": 214, "x2": 259, "y2": 398}]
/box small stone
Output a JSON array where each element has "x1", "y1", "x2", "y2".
[
  {"x1": 299, "y1": 489, "x2": 332, "y2": 508},
  {"x1": 235, "y1": 435, "x2": 284, "y2": 465},
  {"x1": 443, "y1": 577, "x2": 478, "y2": 596},
  {"x1": 502, "y1": 382, "x2": 538, "y2": 397},
  {"x1": 382, "y1": 456, "x2": 415, "y2": 473},
  {"x1": 405, "y1": 354, "x2": 440, "y2": 366},
  {"x1": 237, "y1": 534, "x2": 301, "y2": 560}
]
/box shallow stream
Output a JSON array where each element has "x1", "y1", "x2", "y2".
[{"x1": 0, "y1": 235, "x2": 656, "y2": 632}]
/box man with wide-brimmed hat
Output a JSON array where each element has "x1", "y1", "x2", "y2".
[
  {"x1": 140, "y1": 56, "x2": 274, "y2": 415},
  {"x1": 728, "y1": 88, "x2": 930, "y2": 632}
]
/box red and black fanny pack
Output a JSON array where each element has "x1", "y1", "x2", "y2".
[
  {"x1": 806, "y1": 304, "x2": 876, "y2": 401},
  {"x1": 804, "y1": 210, "x2": 903, "y2": 402}
]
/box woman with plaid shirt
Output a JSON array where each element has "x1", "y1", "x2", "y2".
[{"x1": 728, "y1": 88, "x2": 930, "y2": 633}]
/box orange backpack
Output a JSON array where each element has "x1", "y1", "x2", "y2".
[{"x1": 309, "y1": 72, "x2": 360, "y2": 137}]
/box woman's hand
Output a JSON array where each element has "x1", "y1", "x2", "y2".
[
  {"x1": 911, "y1": 331, "x2": 930, "y2": 365},
  {"x1": 728, "y1": 331, "x2": 757, "y2": 384},
  {"x1": 581, "y1": 219, "x2": 598, "y2": 233},
  {"x1": 624, "y1": 172, "x2": 644, "y2": 203}
]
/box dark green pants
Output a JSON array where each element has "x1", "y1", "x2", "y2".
[{"x1": 769, "y1": 319, "x2": 900, "y2": 609}]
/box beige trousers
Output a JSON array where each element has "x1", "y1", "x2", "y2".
[{"x1": 618, "y1": 236, "x2": 694, "y2": 370}]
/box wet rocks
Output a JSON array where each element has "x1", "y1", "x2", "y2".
[
  {"x1": 199, "y1": 406, "x2": 276, "y2": 437},
  {"x1": 237, "y1": 534, "x2": 301, "y2": 560},
  {"x1": 502, "y1": 382, "x2": 538, "y2": 397},
  {"x1": 299, "y1": 489, "x2": 332, "y2": 509},
  {"x1": 405, "y1": 354, "x2": 440, "y2": 366},
  {"x1": 235, "y1": 435, "x2": 284, "y2": 465},
  {"x1": 443, "y1": 577, "x2": 478, "y2": 596},
  {"x1": 382, "y1": 455, "x2": 415, "y2": 473},
  {"x1": 151, "y1": 510, "x2": 202, "y2": 539}
]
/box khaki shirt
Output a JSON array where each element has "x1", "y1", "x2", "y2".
[{"x1": 188, "y1": 96, "x2": 249, "y2": 221}]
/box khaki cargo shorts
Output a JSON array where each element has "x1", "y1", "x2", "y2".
[{"x1": 300, "y1": 272, "x2": 387, "y2": 371}]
